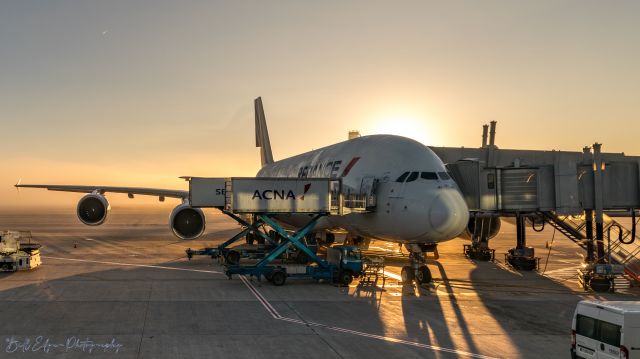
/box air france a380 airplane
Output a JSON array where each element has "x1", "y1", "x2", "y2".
[{"x1": 17, "y1": 98, "x2": 469, "y2": 283}]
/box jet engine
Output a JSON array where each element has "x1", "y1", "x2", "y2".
[
  {"x1": 169, "y1": 203, "x2": 205, "y2": 240},
  {"x1": 463, "y1": 215, "x2": 501, "y2": 240},
  {"x1": 77, "y1": 194, "x2": 110, "y2": 225}
]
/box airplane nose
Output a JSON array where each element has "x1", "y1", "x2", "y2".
[{"x1": 428, "y1": 189, "x2": 469, "y2": 238}]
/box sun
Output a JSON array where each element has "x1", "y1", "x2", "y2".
[{"x1": 366, "y1": 111, "x2": 432, "y2": 145}]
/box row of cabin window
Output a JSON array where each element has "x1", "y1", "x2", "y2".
[{"x1": 396, "y1": 171, "x2": 451, "y2": 183}]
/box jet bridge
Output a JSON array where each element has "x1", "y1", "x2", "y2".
[{"x1": 431, "y1": 122, "x2": 640, "y2": 291}]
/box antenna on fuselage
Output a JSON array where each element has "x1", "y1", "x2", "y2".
[{"x1": 254, "y1": 97, "x2": 274, "y2": 167}]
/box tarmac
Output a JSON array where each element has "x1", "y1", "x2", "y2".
[{"x1": 0, "y1": 207, "x2": 638, "y2": 359}]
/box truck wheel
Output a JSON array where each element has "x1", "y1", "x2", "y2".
[
  {"x1": 589, "y1": 278, "x2": 611, "y2": 292},
  {"x1": 340, "y1": 271, "x2": 353, "y2": 286},
  {"x1": 401, "y1": 266, "x2": 414, "y2": 284},
  {"x1": 416, "y1": 265, "x2": 432, "y2": 284},
  {"x1": 271, "y1": 270, "x2": 286, "y2": 286},
  {"x1": 225, "y1": 250, "x2": 240, "y2": 265}
]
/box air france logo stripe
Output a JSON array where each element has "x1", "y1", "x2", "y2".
[{"x1": 340, "y1": 157, "x2": 361, "y2": 177}]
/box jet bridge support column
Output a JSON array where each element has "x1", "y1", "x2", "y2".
[
  {"x1": 582, "y1": 146, "x2": 596, "y2": 264},
  {"x1": 516, "y1": 214, "x2": 526, "y2": 248},
  {"x1": 505, "y1": 213, "x2": 538, "y2": 270},
  {"x1": 585, "y1": 210, "x2": 595, "y2": 263},
  {"x1": 593, "y1": 143, "x2": 606, "y2": 264},
  {"x1": 578, "y1": 143, "x2": 614, "y2": 292}
]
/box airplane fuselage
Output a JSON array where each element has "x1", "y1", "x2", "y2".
[{"x1": 257, "y1": 134, "x2": 469, "y2": 244}]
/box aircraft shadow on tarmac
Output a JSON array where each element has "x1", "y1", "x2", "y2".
[{"x1": 429, "y1": 257, "x2": 625, "y2": 358}]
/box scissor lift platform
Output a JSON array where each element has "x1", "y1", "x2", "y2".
[{"x1": 185, "y1": 177, "x2": 366, "y2": 286}]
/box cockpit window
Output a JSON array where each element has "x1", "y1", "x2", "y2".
[
  {"x1": 406, "y1": 171, "x2": 419, "y2": 182},
  {"x1": 421, "y1": 172, "x2": 438, "y2": 180},
  {"x1": 399, "y1": 171, "x2": 443, "y2": 183},
  {"x1": 396, "y1": 172, "x2": 409, "y2": 182}
]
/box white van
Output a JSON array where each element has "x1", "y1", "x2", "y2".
[{"x1": 571, "y1": 300, "x2": 640, "y2": 359}]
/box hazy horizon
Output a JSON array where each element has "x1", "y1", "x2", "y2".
[{"x1": 2, "y1": 1, "x2": 640, "y2": 208}]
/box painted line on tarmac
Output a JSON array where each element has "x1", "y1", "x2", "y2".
[
  {"x1": 240, "y1": 276, "x2": 498, "y2": 359},
  {"x1": 384, "y1": 271, "x2": 403, "y2": 281},
  {"x1": 42, "y1": 256, "x2": 222, "y2": 274},
  {"x1": 239, "y1": 275, "x2": 281, "y2": 319}
]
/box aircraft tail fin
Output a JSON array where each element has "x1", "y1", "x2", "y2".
[{"x1": 254, "y1": 97, "x2": 274, "y2": 167}]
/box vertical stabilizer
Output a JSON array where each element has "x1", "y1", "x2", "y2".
[{"x1": 254, "y1": 97, "x2": 274, "y2": 167}]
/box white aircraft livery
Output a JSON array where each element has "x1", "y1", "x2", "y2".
[{"x1": 17, "y1": 97, "x2": 470, "y2": 283}]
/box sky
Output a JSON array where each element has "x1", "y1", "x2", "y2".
[{"x1": 1, "y1": 0, "x2": 640, "y2": 208}]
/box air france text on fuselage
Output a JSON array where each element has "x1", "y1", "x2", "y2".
[
  {"x1": 295, "y1": 157, "x2": 362, "y2": 179},
  {"x1": 297, "y1": 160, "x2": 343, "y2": 178}
]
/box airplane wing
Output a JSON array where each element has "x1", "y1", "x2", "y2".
[{"x1": 15, "y1": 184, "x2": 187, "y2": 199}]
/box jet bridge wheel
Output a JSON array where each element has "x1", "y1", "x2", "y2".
[
  {"x1": 416, "y1": 265, "x2": 432, "y2": 284},
  {"x1": 401, "y1": 266, "x2": 415, "y2": 284},
  {"x1": 589, "y1": 278, "x2": 611, "y2": 292}
]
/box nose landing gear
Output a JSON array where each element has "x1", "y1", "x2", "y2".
[{"x1": 401, "y1": 244, "x2": 433, "y2": 285}]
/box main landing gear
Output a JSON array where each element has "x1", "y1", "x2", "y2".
[{"x1": 400, "y1": 244, "x2": 433, "y2": 285}]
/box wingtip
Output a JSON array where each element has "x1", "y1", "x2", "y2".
[{"x1": 15, "y1": 178, "x2": 22, "y2": 194}]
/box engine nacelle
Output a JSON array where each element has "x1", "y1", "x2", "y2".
[
  {"x1": 77, "y1": 194, "x2": 110, "y2": 226},
  {"x1": 169, "y1": 203, "x2": 205, "y2": 240},
  {"x1": 463, "y1": 215, "x2": 501, "y2": 240}
]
